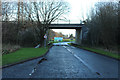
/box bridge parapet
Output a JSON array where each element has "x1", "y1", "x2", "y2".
[{"x1": 49, "y1": 24, "x2": 84, "y2": 29}]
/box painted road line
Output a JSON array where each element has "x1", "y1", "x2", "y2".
[
  {"x1": 29, "y1": 68, "x2": 36, "y2": 76},
  {"x1": 63, "y1": 46, "x2": 74, "y2": 54},
  {"x1": 71, "y1": 46, "x2": 75, "y2": 49},
  {"x1": 73, "y1": 54, "x2": 102, "y2": 77},
  {"x1": 63, "y1": 46, "x2": 102, "y2": 78},
  {"x1": 29, "y1": 57, "x2": 47, "y2": 77}
]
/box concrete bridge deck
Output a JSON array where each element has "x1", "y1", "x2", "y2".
[
  {"x1": 48, "y1": 23, "x2": 84, "y2": 45},
  {"x1": 49, "y1": 24, "x2": 83, "y2": 29}
]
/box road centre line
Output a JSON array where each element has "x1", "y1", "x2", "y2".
[{"x1": 63, "y1": 46, "x2": 102, "y2": 78}]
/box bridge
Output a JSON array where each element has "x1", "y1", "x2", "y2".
[
  {"x1": 49, "y1": 24, "x2": 83, "y2": 29},
  {"x1": 48, "y1": 24, "x2": 84, "y2": 44}
]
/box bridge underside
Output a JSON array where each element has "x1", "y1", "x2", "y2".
[
  {"x1": 49, "y1": 24, "x2": 83, "y2": 29},
  {"x1": 48, "y1": 24, "x2": 83, "y2": 45},
  {"x1": 49, "y1": 27, "x2": 81, "y2": 29}
]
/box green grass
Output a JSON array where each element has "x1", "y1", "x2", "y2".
[
  {"x1": 67, "y1": 43, "x2": 71, "y2": 45},
  {"x1": 2, "y1": 47, "x2": 48, "y2": 66},
  {"x1": 49, "y1": 39, "x2": 75, "y2": 43},
  {"x1": 69, "y1": 43, "x2": 120, "y2": 60},
  {"x1": 81, "y1": 47, "x2": 120, "y2": 60}
]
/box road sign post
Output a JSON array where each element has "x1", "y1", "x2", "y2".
[{"x1": 44, "y1": 34, "x2": 47, "y2": 47}]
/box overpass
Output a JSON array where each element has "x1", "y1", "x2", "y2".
[
  {"x1": 49, "y1": 24, "x2": 83, "y2": 29},
  {"x1": 48, "y1": 24, "x2": 84, "y2": 44}
]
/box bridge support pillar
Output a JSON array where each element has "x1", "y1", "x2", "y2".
[{"x1": 75, "y1": 29, "x2": 82, "y2": 45}]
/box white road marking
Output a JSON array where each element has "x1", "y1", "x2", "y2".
[
  {"x1": 63, "y1": 46, "x2": 102, "y2": 78},
  {"x1": 71, "y1": 46, "x2": 75, "y2": 49},
  {"x1": 29, "y1": 68, "x2": 36, "y2": 76},
  {"x1": 64, "y1": 46, "x2": 94, "y2": 71}
]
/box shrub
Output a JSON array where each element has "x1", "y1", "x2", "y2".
[{"x1": 2, "y1": 44, "x2": 21, "y2": 54}]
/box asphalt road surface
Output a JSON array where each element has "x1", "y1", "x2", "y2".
[{"x1": 2, "y1": 42, "x2": 119, "y2": 78}]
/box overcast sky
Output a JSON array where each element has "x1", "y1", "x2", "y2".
[
  {"x1": 3, "y1": 0, "x2": 118, "y2": 37},
  {"x1": 52, "y1": 0, "x2": 98, "y2": 37}
]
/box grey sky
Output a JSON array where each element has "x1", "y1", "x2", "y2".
[
  {"x1": 52, "y1": 0, "x2": 98, "y2": 37},
  {"x1": 2, "y1": 0, "x2": 118, "y2": 37}
]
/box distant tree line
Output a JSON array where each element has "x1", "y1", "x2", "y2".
[
  {"x1": 82, "y1": 2, "x2": 119, "y2": 51},
  {"x1": 2, "y1": 1, "x2": 69, "y2": 47}
]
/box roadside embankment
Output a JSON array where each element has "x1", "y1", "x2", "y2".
[
  {"x1": 2, "y1": 44, "x2": 53, "y2": 68},
  {"x1": 68, "y1": 43, "x2": 120, "y2": 60}
]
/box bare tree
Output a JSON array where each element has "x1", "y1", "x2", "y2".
[
  {"x1": 2, "y1": 0, "x2": 69, "y2": 46},
  {"x1": 83, "y1": 2, "x2": 118, "y2": 51},
  {"x1": 24, "y1": 0, "x2": 69, "y2": 46}
]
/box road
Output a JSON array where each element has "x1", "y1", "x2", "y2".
[{"x1": 2, "y1": 42, "x2": 119, "y2": 78}]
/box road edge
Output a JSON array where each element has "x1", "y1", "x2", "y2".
[
  {"x1": 70, "y1": 44, "x2": 120, "y2": 61},
  {"x1": 2, "y1": 45, "x2": 53, "y2": 69}
]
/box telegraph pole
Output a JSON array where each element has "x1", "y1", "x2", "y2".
[
  {"x1": 69, "y1": 20, "x2": 70, "y2": 24},
  {"x1": 17, "y1": 0, "x2": 20, "y2": 44}
]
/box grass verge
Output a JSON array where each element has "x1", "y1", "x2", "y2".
[
  {"x1": 2, "y1": 47, "x2": 48, "y2": 66},
  {"x1": 49, "y1": 39, "x2": 75, "y2": 43},
  {"x1": 69, "y1": 43, "x2": 120, "y2": 60}
]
